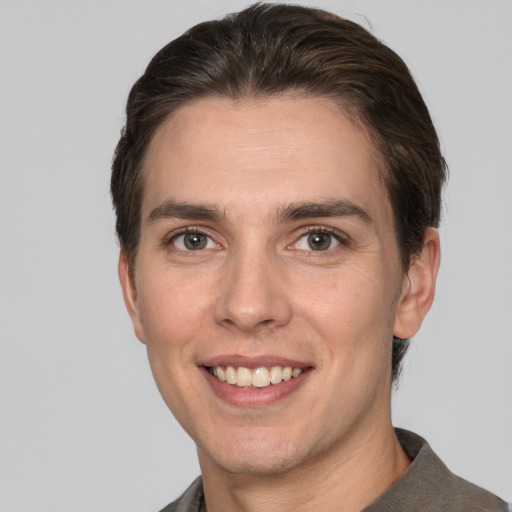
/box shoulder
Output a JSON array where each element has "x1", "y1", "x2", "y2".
[
  {"x1": 159, "y1": 501, "x2": 178, "y2": 512},
  {"x1": 437, "y1": 471, "x2": 509, "y2": 512},
  {"x1": 365, "y1": 429, "x2": 508, "y2": 512},
  {"x1": 158, "y1": 477, "x2": 203, "y2": 512},
  {"x1": 423, "y1": 442, "x2": 507, "y2": 510}
]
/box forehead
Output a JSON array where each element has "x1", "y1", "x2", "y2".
[{"x1": 142, "y1": 95, "x2": 388, "y2": 224}]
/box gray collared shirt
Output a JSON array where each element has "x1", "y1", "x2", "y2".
[{"x1": 159, "y1": 429, "x2": 508, "y2": 512}]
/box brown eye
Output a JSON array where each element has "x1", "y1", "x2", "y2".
[
  {"x1": 294, "y1": 230, "x2": 342, "y2": 252},
  {"x1": 307, "y1": 233, "x2": 333, "y2": 251},
  {"x1": 171, "y1": 232, "x2": 217, "y2": 251},
  {"x1": 183, "y1": 233, "x2": 207, "y2": 250}
]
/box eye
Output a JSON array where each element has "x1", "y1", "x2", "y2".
[
  {"x1": 295, "y1": 231, "x2": 341, "y2": 251},
  {"x1": 171, "y1": 232, "x2": 219, "y2": 251}
]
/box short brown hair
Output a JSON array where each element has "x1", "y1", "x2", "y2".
[{"x1": 111, "y1": 3, "x2": 447, "y2": 381}]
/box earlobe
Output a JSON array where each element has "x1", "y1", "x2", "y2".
[
  {"x1": 118, "y1": 250, "x2": 146, "y2": 344},
  {"x1": 393, "y1": 228, "x2": 441, "y2": 339}
]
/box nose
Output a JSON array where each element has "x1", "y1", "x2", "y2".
[{"x1": 213, "y1": 248, "x2": 293, "y2": 333}]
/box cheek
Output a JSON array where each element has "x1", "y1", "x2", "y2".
[
  {"x1": 296, "y1": 262, "x2": 399, "y2": 386},
  {"x1": 301, "y1": 264, "x2": 397, "y2": 338},
  {"x1": 137, "y1": 271, "x2": 215, "y2": 347},
  {"x1": 136, "y1": 274, "x2": 212, "y2": 427}
]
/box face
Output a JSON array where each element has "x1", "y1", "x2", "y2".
[{"x1": 120, "y1": 96, "x2": 432, "y2": 476}]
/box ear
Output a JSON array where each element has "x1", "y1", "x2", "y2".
[
  {"x1": 393, "y1": 227, "x2": 441, "y2": 339},
  {"x1": 118, "y1": 250, "x2": 146, "y2": 344}
]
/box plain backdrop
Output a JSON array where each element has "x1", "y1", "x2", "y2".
[{"x1": 1, "y1": 1, "x2": 511, "y2": 511}]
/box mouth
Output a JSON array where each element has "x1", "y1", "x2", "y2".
[
  {"x1": 200, "y1": 357, "x2": 313, "y2": 407},
  {"x1": 206, "y1": 365, "x2": 306, "y2": 388}
]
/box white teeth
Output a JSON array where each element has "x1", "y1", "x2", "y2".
[
  {"x1": 225, "y1": 365, "x2": 236, "y2": 384},
  {"x1": 282, "y1": 367, "x2": 292, "y2": 381},
  {"x1": 210, "y1": 365, "x2": 305, "y2": 388},
  {"x1": 292, "y1": 368, "x2": 303, "y2": 378},
  {"x1": 236, "y1": 367, "x2": 252, "y2": 387},
  {"x1": 252, "y1": 367, "x2": 270, "y2": 387},
  {"x1": 269, "y1": 366, "x2": 282, "y2": 384}
]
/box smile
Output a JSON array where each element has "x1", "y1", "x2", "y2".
[{"x1": 207, "y1": 365, "x2": 305, "y2": 388}]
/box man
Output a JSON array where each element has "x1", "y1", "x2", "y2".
[{"x1": 111, "y1": 4, "x2": 508, "y2": 511}]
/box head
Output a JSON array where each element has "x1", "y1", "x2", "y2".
[
  {"x1": 111, "y1": 3, "x2": 446, "y2": 383},
  {"x1": 112, "y1": 3, "x2": 445, "y2": 476}
]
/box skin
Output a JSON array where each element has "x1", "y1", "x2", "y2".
[{"x1": 119, "y1": 96, "x2": 440, "y2": 512}]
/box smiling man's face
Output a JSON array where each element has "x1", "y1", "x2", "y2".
[{"x1": 119, "y1": 95, "x2": 423, "y2": 475}]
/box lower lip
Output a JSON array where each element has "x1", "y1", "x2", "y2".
[{"x1": 201, "y1": 367, "x2": 311, "y2": 407}]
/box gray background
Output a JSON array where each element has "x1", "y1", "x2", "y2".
[{"x1": 1, "y1": 1, "x2": 511, "y2": 510}]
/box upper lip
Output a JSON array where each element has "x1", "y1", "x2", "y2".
[{"x1": 200, "y1": 354, "x2": 313, "y2": 369}]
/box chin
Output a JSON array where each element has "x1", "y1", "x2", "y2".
[{"x1": 198, "y1": 431, "x2": 311, "y2": 476}]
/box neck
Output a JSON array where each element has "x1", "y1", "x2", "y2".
[{"x1": 198, "y1": 423, "x2": 410, "y2": 512}]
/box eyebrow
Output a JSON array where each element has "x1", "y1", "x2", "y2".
[
  {"x1": 148, "y1": 200, "x2": 225, "y2": 223},
  {"x1": 278, "y1": 199, "x2": 373, "y2": 224},
  {"x1": 147, "y1": 198, "x2": 373, "y2": 226}
]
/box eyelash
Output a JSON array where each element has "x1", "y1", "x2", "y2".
[
  {"x1": 164, "y1": 227, "x2": 218, "y2": 248},
  {"x1": 163, "y1": 226, "x2": 350, "y2": 252},
  {"x1": 293, "y1": 226, "x2": 349, "y2": 251}
]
